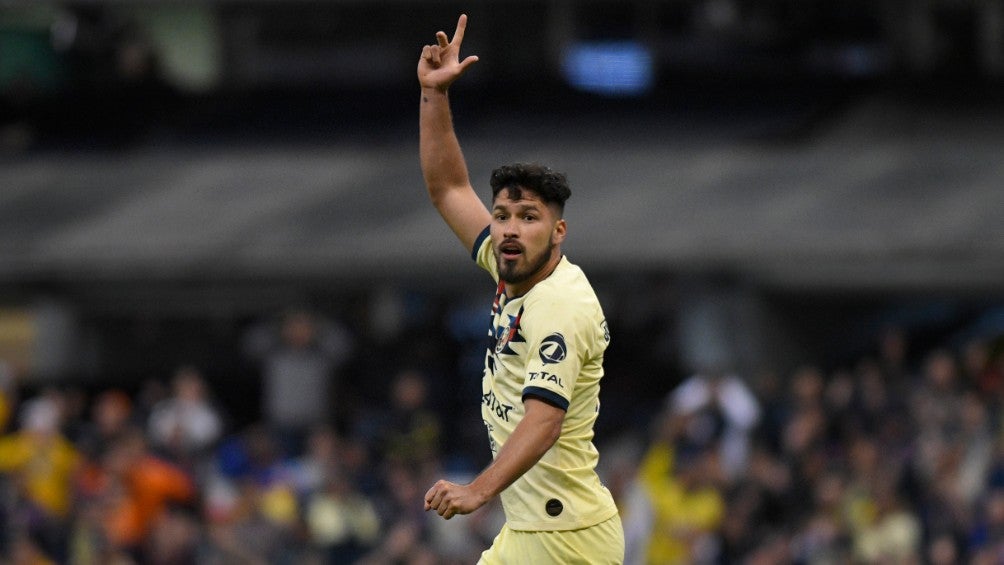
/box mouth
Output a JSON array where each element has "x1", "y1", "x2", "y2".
[{"x1": 499, "y1": 241, "x2": 523, "y2": 260}]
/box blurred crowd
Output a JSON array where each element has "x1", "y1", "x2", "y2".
[
  {"x1": 616, "y1": 328, "x2": 1004, "y2": 565},
  {"x1": 1, "y1": 305, "x2": 1003, "y2": 564},
  {"x1": 0, "y1": 306, "x2": 508, "y2": 565}
]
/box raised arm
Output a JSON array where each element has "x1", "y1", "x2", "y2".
[{"x1": 418, "y1": 14, "x2": 492, "y2": 252}]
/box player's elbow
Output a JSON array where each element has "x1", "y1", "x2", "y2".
[
  {"x1": 424, "y1": 180, "x2": 456, "y2": 210},
  {"x1": 426, "y1": 187, "x2": 450, "y2": 211}
]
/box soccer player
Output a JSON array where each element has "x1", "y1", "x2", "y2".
[{"x1": 419, "y1": 14, "x2": 625, "y2": 564}]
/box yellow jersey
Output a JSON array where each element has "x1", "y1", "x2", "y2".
[
  {"x1": 637, "y1": 444, "x2": 724, "y2": 564},
  {"x1": 472, "y1": 227, "x2": 618, "y2": 531},
  {"x1": 0, "y1": 431, "x2": 80, "y2": 518}
]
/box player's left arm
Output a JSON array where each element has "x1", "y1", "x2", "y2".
[{"x1": 424, "y1": 397, "x2": 564, "y2": 519}]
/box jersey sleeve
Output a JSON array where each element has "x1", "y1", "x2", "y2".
[
  {"x1": 519, "y1": 299, "x2": 589, "y2": 411},
  {"x1": 471, "y1": 226, "x2": 498, "y2": 282}
]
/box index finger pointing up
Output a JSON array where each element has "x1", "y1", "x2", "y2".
[{"x1": 452, "y1": 14, "x2": 469, "y2": 47}]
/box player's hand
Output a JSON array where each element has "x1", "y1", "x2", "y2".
[
  {"x1": 424, "y1": 479, "x2": 486, "y2": 520},
  {"x1": 418, "y1": 14, "x2": 479, "y2": 92}
]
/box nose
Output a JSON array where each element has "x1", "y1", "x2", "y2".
[{"x1": 501, "y1": 217, "x2": 518, "y2": 238}]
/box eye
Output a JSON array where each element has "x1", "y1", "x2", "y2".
[
  {"x1": 494, "y1": 213, "x2": 507, "y2": 221},
  {"x1": 523, "y1": 214, "x2": 537, "y2": 221}
]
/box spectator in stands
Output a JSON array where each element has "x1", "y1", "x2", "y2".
[
  {"x1": 144, "y1": 505, "x2": 201, "y2": 565},
  {"x1": 964, "y1": 337, "x2": 1003, "y2": 400},
  {"x1": 780, "y1": 366, "x2": 828, "y2": 461},
  {"x1": 202, "y1": 482, "x2": 293, "y2": 565},
  {"x1": 635, "y1": 409, "x2": 726, "y2": 564},
  {"x1": 666, "y1": 369, "x2": 760, "y2": 482},
  {"x1": 205, "y1": 422, "x2": 305, "y2": 561},
  {"x1": 851, "y1": 471, "x2": 922, "y2": 563},
  {"x1": 147, "y1": 365, "x2": 223, "y2": 467},
  {"x1": 376, "y1": 369, "x2": 442, "y2": 472},
  {"x1": 719, "y1": 446, "x2": 795, "y2": 561},
  {"x1": 76, "y1": 389, "x2": 135, "y2": 462},
  {"x1": 59, "y1": 386, "x2": 91, "y2": 447},
  {"x1": 0, "y1": 393, "x2": 80, "y2": 563},
  {"x1": 214, "y1": 423, "x2": 289, "y2": 485},
  {"x1": 968, "y1": 488, "x2": 1004, "y2": 559},
  {"x1": 855, "y1": 358, "x2": 902, "y2": 442},
  {"x1": 243, "y1": 308, "x2": 354, "y2": 452},
  {"x1": 361, "y1": 462, "x2": 437, "y2": 565},
  {"x1": 821, "y1": 368, "x2": 858, "y2": 447},
  {"x1": 280, "y1": 423, "x2": 339, "y2": 497},
  {"x1": 134, "y1": 377, "x2": 169, "y2": 430},
  {"x1": 877, "y1": 325, "x2": 913, "y2": 394},
  {"x1": 955, "y1": 392, "x2": 995, "y2": 507},
  {"x1": 82, "y1": 427, "x2": 195, "y2": 559},
  {"x1": 304, "y1": 465, "x2": 382, "y2": 563},
  {"x1": 911, "y1": 349, "x2": 968, "y2": 514},
  {"x1": 790, "y1": 469, "x2": 850, "y2": 563},
  {"x1": 842, "y1": 435, "x2": 886, "y2": 533}
]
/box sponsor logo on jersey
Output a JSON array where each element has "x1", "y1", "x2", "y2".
[
  {"x1": 539, "y1": 333, "x2": 567, "y2": 364},
  {"x1": 528, "y1": 370, "x2": 565, "y2": 389},
  {"x1": 482, "y1": 388, "x2": 514, "y2": 422}
]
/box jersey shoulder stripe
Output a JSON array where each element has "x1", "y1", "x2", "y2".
[
  {"x1": 471, "y1": 225, "x2": 491, "y2": 261},
  {"x1": 522, "y1": 386, "x2": 570, "y2": 411}
]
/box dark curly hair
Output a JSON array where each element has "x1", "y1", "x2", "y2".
[{"x1": 490, "y1": 163, "x2": 571, "y2": 213}]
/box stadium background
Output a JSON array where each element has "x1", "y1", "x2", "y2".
[{"x1": 2, "y1": 0, "x2": 1004, "y2": 563}]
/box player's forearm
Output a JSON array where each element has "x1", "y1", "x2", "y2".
[
  {"x1": 469, "y1": 400, "x2": 564, "y2": 501},
  {"x1": 419, "y1": 87, "x2": 473, "y2": 204}
]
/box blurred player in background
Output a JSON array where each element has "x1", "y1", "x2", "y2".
[{"x1": 418, "y1": 14, "x2": 624, "y2": 564}]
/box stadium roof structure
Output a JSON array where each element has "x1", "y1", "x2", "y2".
[{"x1": 2, "y1": 88, "x2": 1004, "y2": 293}]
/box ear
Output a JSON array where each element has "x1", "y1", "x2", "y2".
[{"x1": 552, "y1": 219, "x2": 567, "y2": 245}]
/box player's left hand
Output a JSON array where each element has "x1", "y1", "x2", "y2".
[
  {"x1": 417, "y1": 14, "x2": 479, "y2": 92},
  {"x1": 424, "y1": 479, "x2": 486, "y2": 519}
]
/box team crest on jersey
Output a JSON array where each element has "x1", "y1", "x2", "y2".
[
  {"x1": 494, "y1": 327, "x2": 511, "y2": 354},
  {"x1": 494, "y1": 313, "x2": 524, "y2": 355},
  {"x1": 539, "y1": 333, "x2": 567, "y2": 364}
]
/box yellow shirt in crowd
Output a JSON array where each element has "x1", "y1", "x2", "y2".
[
  {"x1": 638, "y1": 444, "x2": 724, "y2": 564},
  {"x1": 0, "y1": 431, "x2": 80, "y2": 517}
]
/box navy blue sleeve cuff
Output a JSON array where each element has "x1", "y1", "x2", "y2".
[
  {"x1": 471, "y1": 226, "x2": 491, "y2": 261},
  {"x1": 522, "y1": 386, "x2": 569, "y2": 411}
]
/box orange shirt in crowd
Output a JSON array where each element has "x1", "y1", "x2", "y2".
[{"x1": 99, "y1": 455, "x2": 195, "y2": 547}]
